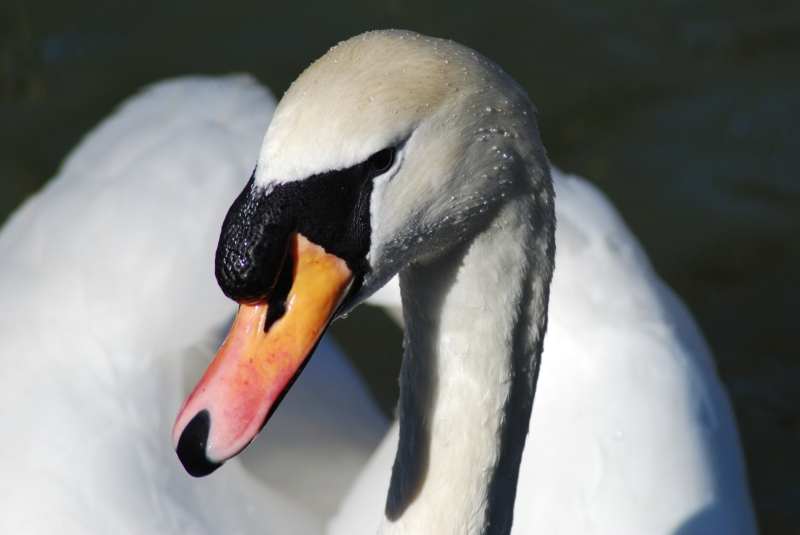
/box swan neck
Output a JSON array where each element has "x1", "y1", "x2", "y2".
[{"x1": 382, "y1": 196, "x2": 554, "y2": 535}]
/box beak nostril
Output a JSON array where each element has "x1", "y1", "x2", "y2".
[
  {"x1": 176, "y1": 410, "x2": 222, "y2": 478},
  {"x1": 263, "y1": 242, "x2": 296, "y2": 332}
]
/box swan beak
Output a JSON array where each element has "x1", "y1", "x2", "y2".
[{"x1": 172, "y1": 233, "x2": 353, "y2": 477}]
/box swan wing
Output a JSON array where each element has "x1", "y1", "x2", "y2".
[{"x1": 0, "y1": 76, "x2": 322, "y2": 535}]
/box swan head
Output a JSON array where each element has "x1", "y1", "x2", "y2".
[{"x1": 173, "y1": 30, "x2": 552, "y2": 476}]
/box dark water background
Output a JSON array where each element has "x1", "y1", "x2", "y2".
[{"x1": 2, "y1": 0, "x2": 798, "y2": 532}]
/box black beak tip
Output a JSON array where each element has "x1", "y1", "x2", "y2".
[{"x1": 176, "y1": 409, "x2": 223, "y2": 478}]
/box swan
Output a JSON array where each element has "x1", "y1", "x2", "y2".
[
  {"x1": 1, "y1": 30, "x2": 756, "y2": 535},
  {"x1": 0, "y1": 74, "x2": 389, "y2": 533},
  {"x1": 174, "y1": 31, "x2": 757, "y2": 534}
]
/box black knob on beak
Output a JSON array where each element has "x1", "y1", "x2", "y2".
[{"x1": 215, "y1": 173, "x2": 293, "y2": 303}]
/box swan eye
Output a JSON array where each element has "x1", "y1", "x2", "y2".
[{"x1": 368, "y1": 148, "x2": 395, "y2": 175}]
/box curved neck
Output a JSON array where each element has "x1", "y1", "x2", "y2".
[{"x1": 381, "y1": 194, "x2": 555, "y2": 535}]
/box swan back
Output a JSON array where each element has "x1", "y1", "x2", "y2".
[
  {"x1": 0, "y1": 76, "x2": 269, "y2": 363},
  {"x1": 514, "y1": 170, "x2": 756, "y2": 533}
]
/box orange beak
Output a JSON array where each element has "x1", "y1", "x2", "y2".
[{"x1": 172, "y1": 233, "x2": 353, "y2": 476}]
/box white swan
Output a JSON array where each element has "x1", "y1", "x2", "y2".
[
  {"x1": 0, "y1": 74, "x2": 388, "y2": 533},
  {"x1": 174, "y1": 30, "x2": 757, "y2": 535},
  {"x1": 0, "y1": 30, "x2": 757, "y2": 535}
]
